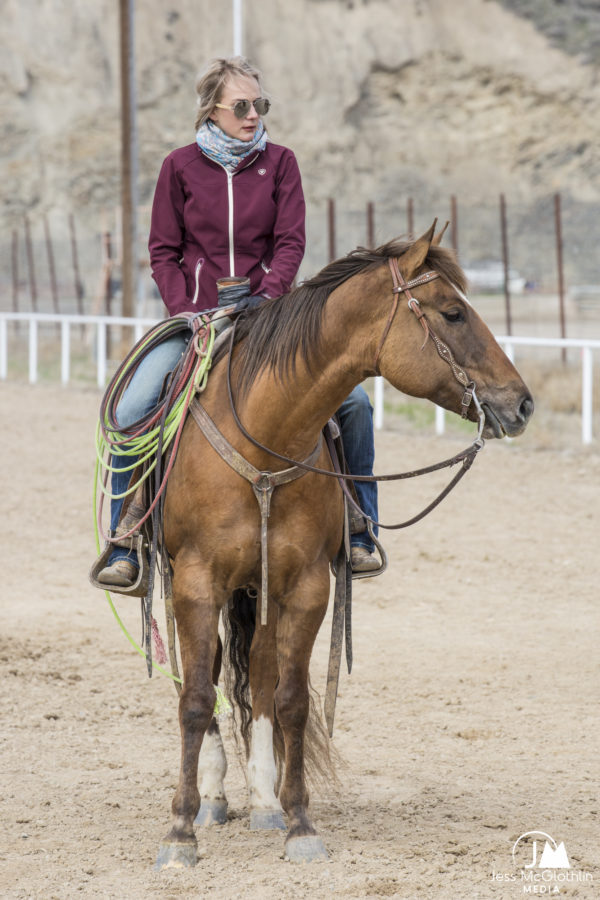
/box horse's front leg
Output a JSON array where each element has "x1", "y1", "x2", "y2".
[
  {"x1": 275, "y1": 566, "x2": 330, "y2": 862},
  {"x1": 248, "y1": 596, "x2": 285, "y2": 831},
  {"x1": 155, "y1": 565, "x2": 222, "y2": 870}
]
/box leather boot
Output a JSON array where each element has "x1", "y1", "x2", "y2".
[{"x1": 97, "y1": 487, "x2": 146, "y2": 588}]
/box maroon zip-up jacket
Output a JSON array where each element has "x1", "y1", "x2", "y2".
[{"x1": 148, "y1": 141, "x2": 306, "y2": 314}]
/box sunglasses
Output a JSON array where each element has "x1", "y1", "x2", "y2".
[{"x1": 214, "y1": 98, "x2": 271, "y2": 119}]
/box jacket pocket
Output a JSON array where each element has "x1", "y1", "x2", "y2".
[{"x1": 191, "y1": 257, "x2": 205, "y2": 304}]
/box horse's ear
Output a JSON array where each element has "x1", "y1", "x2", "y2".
[
  {"x1": 398, "y1": 219, "x2": 437, "y2": 277},
  {"x1": 432, "y1": 221, "x2": 449, "y2": 246}
]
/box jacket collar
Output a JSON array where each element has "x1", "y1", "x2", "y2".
[{"x1": 197, "y1": 146, "x2": 264, "y2": 174}]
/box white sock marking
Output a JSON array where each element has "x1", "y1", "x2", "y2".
[
  {"x1": 248, "y1": 715, "x2": 281, "y2": 811},
  {"x1": 198, "y1": 728, "x2": 227, "y2": 801}
]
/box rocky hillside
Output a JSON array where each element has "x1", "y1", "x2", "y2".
[{"x1": 2, "y1": 0, "x2": 600, "y2": 287}]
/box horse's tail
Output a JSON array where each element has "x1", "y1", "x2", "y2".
[{"x1": 223, "y1": 588, "x2": 340, "y2": 793}]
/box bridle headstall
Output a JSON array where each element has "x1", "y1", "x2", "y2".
[{"x1": 383, "y1": 257, "x2": 485, "y2": 428}]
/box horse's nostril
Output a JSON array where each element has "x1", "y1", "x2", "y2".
[{"x1": 519, "y1": 394, "x2": 534, "y2": 422}]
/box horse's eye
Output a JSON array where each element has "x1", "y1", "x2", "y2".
[{"x1": 442, "y1": 309, "x2": 464, "y2": 324}]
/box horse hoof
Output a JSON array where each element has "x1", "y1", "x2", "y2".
[
  {"x1": 194, "y1": 799, "x2": 228, "y2": 826},
  {"x1": 154, "y1": 841, "x2": 198, "y2": 870},
  {"x1": 285, "y1": 834, "x2": 328, "y2": 863},
  {"x1": 250, "y1": 809, "x2": 286, "y2": 831}
]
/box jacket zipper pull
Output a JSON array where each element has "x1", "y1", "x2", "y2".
[{"x1": 192, "y1": 258, "x2": 204, "y2": 305}]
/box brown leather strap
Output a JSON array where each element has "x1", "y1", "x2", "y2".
[
  {"x1": 374, "y1": 262, "x2": 439, "y2": 372},
  {"x1": 324, "y1": 541, "x2": 349, "y2": 737},
  {"x1": 387, "y1": 258, "x2": 478, "y2": 417},
  {"x1": 190, "y1": 397, "x2": 322, "y2": 487}
]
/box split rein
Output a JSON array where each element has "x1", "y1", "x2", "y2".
[{"x1": 226, "y1": 258, "x2": 487, "y2": 532}]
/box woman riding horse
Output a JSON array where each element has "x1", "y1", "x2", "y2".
[
  {"x1": 97, "y1": 55, "x2": 379, "y2": 589},
  {"x1": 154, "y1": 224, "x2": 533, "y2": 867}
]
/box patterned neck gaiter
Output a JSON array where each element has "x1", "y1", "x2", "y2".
[{"x1": 196, "y1": 120, "x2": 268, "y2": 172}]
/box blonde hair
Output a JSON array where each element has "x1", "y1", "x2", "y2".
[{"x1": 194, "y1": 56, "x2": 264, "y2": 131}]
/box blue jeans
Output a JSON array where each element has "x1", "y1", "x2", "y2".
[
  {"x1": 337, "y1": 385, "x2": 379, "y2": 552},
  {"x1": 108, "y1": 333, "x2": 189, "y2": 566}
]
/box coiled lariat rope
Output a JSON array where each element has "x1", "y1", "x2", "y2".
[
  {"x1": 93, "y1": 312, "x2": 215, "y2": 681},
  {"x1": 94, "y1": 313, "x2": 214, "y2": 542}
]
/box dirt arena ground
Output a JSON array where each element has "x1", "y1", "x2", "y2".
[{"x1": 1, "y1": 382, "x2": 598, "y2": 899}]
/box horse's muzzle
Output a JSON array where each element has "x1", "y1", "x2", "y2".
[{"x1": 481, "y1": 391, "x2": 534, "y2": 439}]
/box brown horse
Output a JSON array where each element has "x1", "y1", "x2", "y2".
[{"x1": 155, "y1": 223, "x2": 533, "y2": 868}]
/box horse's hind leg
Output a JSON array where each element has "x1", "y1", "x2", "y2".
[
  {"x1": 195, "y1": 719, "x2": 228, "y2": 825},
  {"x1": 248, "y1": 599, "x2": 285, "y2": 831},
  {"x1": 275, "y1": 569, "x2": 330, "y2": 862},
  {"x1": 155, "y1": 569, "x2": 222, "y2": 870},
  {"x1": 195, "y1": 636, "x2": 228, "y2": 826}
]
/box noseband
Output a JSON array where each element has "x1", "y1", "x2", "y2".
[{"x1": 376, "y1": 257, "x2": 485, "y2": 439}]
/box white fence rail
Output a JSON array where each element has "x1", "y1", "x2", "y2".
[
  {"x1": 1, "y1": 312, "x2": 599, "y2": 444},
  {"x1": 0, "y1": 312, "x2": 157, "y2": 389}
]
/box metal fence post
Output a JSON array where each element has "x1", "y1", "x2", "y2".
[
  {"x1": 373, "y1": 377, "x2": 384, "y2": 430},
  {"x1": 435, "y1": 405, "x2": 445, "y2": 435},
  {"x1": 43, "y1": 214, "x2": 60, "y2": 316},
  {"x1": 499, "y1": 194, "x2": 512, "y2": 336},
  {"x1": 69, "y1": 213, "x2": 84, "y2": 317},
  {"x1": 0, "y1": 318, "x2": 6, "y2": 380},
  {"x1": 327, "y1": 198, "x2": 336, "y2": 262},
  {"x1": 11, "y1": 230, "x2": 19, "y2": 316},
  {"x1": 28, "y1": 318, "x2": 38, "y2": 384},
  {"x1": 61, "y1": 320, "x2": 70, "y2": 385},
  {"x1": 407, "y1": 197, "x2": 414, "y2": 239},
  {"x1": 24, "y1": 217, "x2": 38, "y2": 313},
  {"x1": 97, "y1": 321, "x2": 107, "y2": 388},
  {"x1": 367, "y1": 201, "x2": 375, "y2": 249},
  {"x1": 582, "y1": 346, "x2": 593, "y2": 445},
  {"x1": 450, "y1": 195, "x2": 458, "y2": 253},
  {"x1": 554, "y1": 193, "x2": 567, "y2": 364}
]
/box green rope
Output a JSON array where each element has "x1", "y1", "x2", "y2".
[
  {"x1": 92, "y1": 454, "x2": 182, "y2": 682},
  {"x1": 96, "y1": 320, "x2": 215, "y2": 503}
]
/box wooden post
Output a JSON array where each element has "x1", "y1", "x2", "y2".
[
  {"x1": 499, "y1": 193, "x2": 512, "y2": 337},
  {"x1": 407, "y1": 197, "x2": 414, "y2": 239},
  {"x1": 327, "y1": 198, "x2": 336, "y2": 262},
  {"x1": 554, "y1": 192, "x2": 567, "y2": 364}
]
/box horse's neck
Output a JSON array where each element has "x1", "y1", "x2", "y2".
[{"x1": 239, "y1": 269, "x2": 387, "y2": 455}]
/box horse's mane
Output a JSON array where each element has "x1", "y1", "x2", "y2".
[{"x1": 214, "y1": 237, "x2": 467, "y2": 395}]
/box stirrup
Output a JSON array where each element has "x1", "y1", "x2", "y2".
[
  {"x1": 89, "y1": 532, "x2": 150, "y2": 597},
  {"x1": 350, "y1": 521, "x2": 388, "y2": 581}
]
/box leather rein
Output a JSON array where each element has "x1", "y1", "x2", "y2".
[{"x1": 225, "y1": 257, "x2": 487, "y2": 531}]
